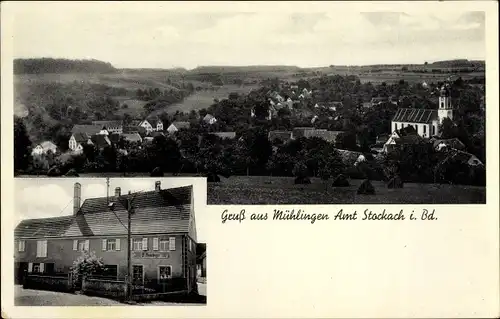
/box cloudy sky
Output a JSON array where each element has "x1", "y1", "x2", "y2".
[
  {"x1": 9, "y1": 2, "x2": 486, "y2": 69},
  {"x1": 14, "y1": 178, "x2": 208, "y2": 242}
]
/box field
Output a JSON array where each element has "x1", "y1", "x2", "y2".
[
  {"x1": 356, "y1": 72, "x2": 484, "y2": 84},
  {"x1": 206, "y1": 176, "x2": 486, "y2": 204},
  {"x1": 149, "y1": 84, "x2": 259, "y2": 116}
]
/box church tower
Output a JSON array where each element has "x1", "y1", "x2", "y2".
[{"x1": 438, "y1": 84, "x2": 453, "y2": 123}]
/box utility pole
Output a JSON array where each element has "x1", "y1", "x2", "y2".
[{"x1": 126, "y1": 197, "x2": 132, "y2": 302}]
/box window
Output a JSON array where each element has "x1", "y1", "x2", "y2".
[
  {"x1": 101, "y1": 265, "x2": 118, "y2": 278},
  {"x1": 169, "y1": 237, "x2": 176, "y2": 251},
  {"x1": 104, "y1": 239, "x2": 119, "y2": 251},
  {"x1": 153, "y1": 238, "x2": 159, "y2": 251},
  {"x1": 441, "y1": 102, "x2": 444, "y2": 108},
  {"x1": 73, "y1": 239, "x2": 89, "y2": 252},
  {"x1": 18, "y1": 240, "x2": 25, "y2": 252},
  {"x1": 159, "y1": 239, "x2": 169, "y2": 251},
  {"x1": 45, "y1": 263, "x2": 55, "y2": 274},
  {"x1": 133, "y1": 238, "x2": 147, "y2": 251},
  {"x1": 158, "y1": 266, "x2": 172, "y2": 281},
  {"x1": 423, "y1": 125, "x2": 426, "y2": 134},
  {"x1": 432, "y1": 125, "x2": 436, "y2": 136},
  {"x1": 36, "y1": 240, "x2": 47, "y2": 257},
  {"x1": 395, "y1": 123, "x2": 398, "y2": 130},
  {"x1": 32, "y1": 263, "x2": 41, "y2": 273}
]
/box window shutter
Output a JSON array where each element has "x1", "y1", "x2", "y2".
[
  {"x1": 18, "y1": 241, "x2": 22, "y2": 252},
  {"x1": 130, "y1": 238, "x2": 133, "y2": 250},
  {"x1": 28, "y1": 263, "x2": 33, "y2": 272},
  {"x1": 39, "y1": 263, "x2": 45, "y2": 273},
  {"x1": 169, "y1": 237, "x2": 175, "y2": 251},
  {"x1": 73, "y1": 240, "x2": 78, "y2": 251},
  {"x1": 43, "y1": 240, "x2": 47, "y2": 257},
  {"x1": 142, "y1": 238, "x2": 148, "y2": 251},
  {"x1": 153, "y1": 238, "x2": 159, "y2": 251},
  {"x1": 102, "y1": 239, "x2": 107, "y2": 251},
  {"x1": 85, "y1": 240, "x2": 90, "y2": 251},
  {"x1": 116, "y1": 239, "x2": 121, "y2": 251},
  {"x1": 36, "y1": 241, "x2": 41, "y2": 257}
]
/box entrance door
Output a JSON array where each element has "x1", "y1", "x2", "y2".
[
  {"x1": 15, "y1": 262, "x2": 28, "y2": 284},
  {"x1": 132, "y1": 265, "x2": 144, "y2": 285}
]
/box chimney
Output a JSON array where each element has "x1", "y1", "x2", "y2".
[
  {"x1": 155, "y1": 181, "x2": 161, "y2": 192},
  {"x1": 73, "y1": 182, "x2": 81, "y2": 216},
  {"x1": 115, "y1": 187, "x2": 121, "y2": 197}
]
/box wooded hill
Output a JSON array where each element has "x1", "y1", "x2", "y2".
[{"x1": 14, "y1": 58, "x2": 117, "y2": 74}]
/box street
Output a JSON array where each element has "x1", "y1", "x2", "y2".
[{"x1": 15, "y1": 284, "x2": 207, "y2": 306}]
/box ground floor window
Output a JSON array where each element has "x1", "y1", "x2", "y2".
[
  {"x1": 45, "y1": 263, "x2": 55, "y2": 274},
  {"x1": 132, "y1": 265, "x2": 144, "y2": 284},
  {"x1": 158, "y1": 266, "x2": 172, "y2": 282},
  {"x1": 97, "y1": 265, "x2": 118, "y2": 279}
]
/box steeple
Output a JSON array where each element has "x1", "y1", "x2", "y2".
[{"x1": 438, "y1": 83, "x2": 453, "y2": 123}]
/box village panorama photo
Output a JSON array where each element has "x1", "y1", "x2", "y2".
[
  {"x1": 13, "y1": 178, "x2": 207, "y2": 306},
  {"x1": 12, "y1": 6, "x2": 486, "y2": 204}
]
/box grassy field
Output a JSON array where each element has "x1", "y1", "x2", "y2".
[
  {"x1": 356, "y1": 72, "x2": 484, "y2": 84},
  {"x1": 206, "y1": 176, "x2": 486, "y2": 204},
  {"x1": 149, "y1": 84, "x2": 259, "y2": 116}
]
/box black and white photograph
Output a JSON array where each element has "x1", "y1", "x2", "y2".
[
  {"x1": 11, "y1": 6, "x2": 487, "y2": 204},
  {"x1": 13, "y1": 178, "x2": 207, "y2": 306}
]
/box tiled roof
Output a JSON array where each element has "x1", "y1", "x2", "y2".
[
  {"x1": 392, "y1": 108, "x2": 438, "y2": 124},
  {"x1": 14, "y1": 186, "x2": 193, "y2": 239},
  {"x1": 123, "y1": 133, "x2": 142, "y2": 143},
  {"x1": 73, "y1": 132, "x2": 90, "y2": 144},
  {"x1": 92, "y1": 121, "x2": 123, "y2": 128},
  {"x1": 395, "y1": 135, "x2": 425, "y2": 145},
  {"x1": 108, "y1": 133, "x2": 121, "y2": 144},
  {"x1": 72, "y1": 125, "x2": 103, "y2": 135},
  {"x1": 170, "y1": 122, "x2": 191, "y2": 130},
  {"x1": 90, "y1": 135, "x2": 111, "y2": 149},
  {"x1": 210, "y1": 132, "x2": 236, "y2": 139},
  {"x1": 147, "y1": 118, "x2": 162, "y2": 127},
  {"x1": 268, "y1": 131, "x2": 293, "y2": 141},
  {"x1": 38, "y1": 141, "x2": 58, "y2": 151},
  {"x1": 15, "y1": 216, "x2": 74, "y2": 238}
]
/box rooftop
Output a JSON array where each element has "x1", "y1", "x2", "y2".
[{"x1": 392, "y1": 108, "x2": 438, "y2": 124}]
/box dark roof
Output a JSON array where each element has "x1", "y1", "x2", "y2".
[
  {"x1": 72, "y1": 124, "x2": 102, "y2": 135},
  {"x1": 268, "y1": 131, "x2": 292, "y2": 141},
  {"x1": 170, "y1": 121, "x2": 191, "y2": 130},
  {"x1": 73, "y1": 132, "x2": 90, "y2": 144},
  {"x1": 14, "y1": 186, "x2": 193, "y2": 239},
  {"x1": 150, "y1": 131, "x2": 165, "y2": 138},
  {"x1": 396, "y1": 135, "x2": 425, "y2": 145},
  {"x1": 147, "y1": 118, "x2": 162, "y2": 127},
  {"x1": 92, "y1": 121, "x2": 123, "y2": 128},
  {"x1": 303, "y1": 130, "x2": 342, "y2": 143},
  {"x1": 90, "y1": 135, "x2": 111, "y2": 149},
  {"x1": 392, "y1": 108, "x2": 438, "y2": 124},
  {"x1": 396, "y1": 125, "x2": 418, "y2": 136},
  {"x1": 108, "y1": 133, "x2": 121, "y2": 144}
]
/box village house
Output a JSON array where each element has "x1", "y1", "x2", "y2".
[
  {"x1": 92, "y1": 121, "x2": 123, "y2": 134},
  {"x1": 268, "y1": 131, "x2": 293, "y2": 143},
  {"x1": 383, "y1": 126, "x2": 425, "y2": 153},
  {"x1": 203, "y1": 114, "x2": 217, "y2": 125},
  {"x1": 292, "y1": 127, "x2": 315, "y2": 139},
  {"x1": 32, "y1": 141, "x2": 58, "y2": 156},
  {"x1": 209, "y1": 132, "x2": 236, "y2": 140},
  {"x1": 167, "y1": 121, "x2": 191, "y2": 134},
  {"x1": 431, "y1": 137, "x2": 466, "y2": 152},
  {"x1": 14, "y1": 181, "x2": 199, "y2": 294},
  {"x1": 391, "y1": 85, "x2": 453, "y2": 138},
  {"x1": 90, "y1": 134, "x2": 112, "y2": 151},
  {"x1": 139, "y1": 118, "x2": 163, "y2": 134},
  {"x1": 196, "y1": 243, "x2": 206, "y2": 280},
  {"x1": 122, "y1": 133, "x2": 143, "y2": 144},
  {"x1": 69, "y1": 125, "x2": 106, "y2": 153}
]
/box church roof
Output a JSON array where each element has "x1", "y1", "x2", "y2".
[{"x1": 392, "y1": 108, "x2": 438, "y2": 124}]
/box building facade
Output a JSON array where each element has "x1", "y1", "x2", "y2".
[{"x1": 14, "y1": 181, "x2": 198, "y2": 293}]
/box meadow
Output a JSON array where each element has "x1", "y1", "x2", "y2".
[{"x1": 149, "y1": 84, "x2": 259, "y2": 116}]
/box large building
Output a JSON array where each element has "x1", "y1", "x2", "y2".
[
  {"x1": 14, "y1": 181, "x2": 198, "y2": 293},
  {"x1": 391, "y1": 84, "x2": 453, "y2": 138}
]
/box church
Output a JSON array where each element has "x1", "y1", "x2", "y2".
[{"x1": 391, "y1": 84, "x2": 453, "y2": 138}]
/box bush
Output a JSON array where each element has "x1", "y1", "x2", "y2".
[
  {"x1": 357, "y1": 179, "x2": 375, "y2": 195},
  {"x1": 206, "y1": 172, "x2": 220, "y2": 183},
  {"x1": 47, "y1": 166, "x2": 62, "y2": 176},
  {"x1": 65, "y1": 169, "x2": 79, "y2": 177},
  {"x1": 71, "y1": 251, "x2": 105, "y2": 288},
  {"x1": 332, "y1": 174, "x2": 350, "y2": 187},
  {"x1": 387, "y1": 175, "x2": 403, "y2": 188}
]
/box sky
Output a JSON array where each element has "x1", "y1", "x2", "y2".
[
  {"x1": 14, "y1": 178, "x2": 208, "y2": 242},
  {"x1": 9, "y1": 2, "x2": 486, "y2": 69}
]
